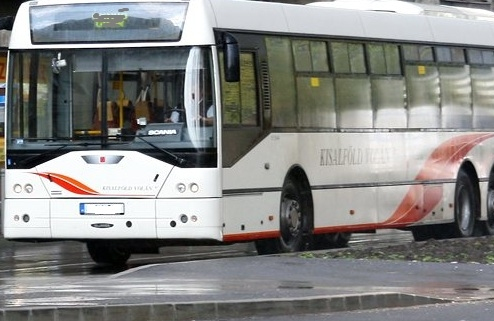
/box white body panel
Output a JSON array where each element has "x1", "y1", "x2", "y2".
[
  {"x1": 3, "y1": 151, "x2": 223, "y2": 240},
  {"x1": 222, "y1": 131, "x2": 494, "y2": 239}
]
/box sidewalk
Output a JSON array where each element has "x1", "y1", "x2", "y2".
[{"x1": 1, "y1": 255, "x2": 493, "y2": 320}]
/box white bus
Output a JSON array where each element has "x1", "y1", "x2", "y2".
[{"x1": 4, "y1": 0, "x2": 494, "y2": 265}]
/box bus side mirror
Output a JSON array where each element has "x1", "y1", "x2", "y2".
[{"x1": 223, "y1": 33, "x2": 240, "y2": 82}]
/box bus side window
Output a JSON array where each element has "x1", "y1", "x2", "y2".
[
  {"x1": 221, "y1": 49, "x2": 261, "y2": 167},
  {"x1": 331, "y1": 42, "x2": 372, "y2": 128},
  {"x1": 403, "y1": 45, "x2": 440, "y2": 129},
  {"x1": 469, "y1": 49, "x2": 494, "y2": 129},
  {"x1": 266, "y1": 36, "x2": 297, "y2": 128},
  {"x1": 368, "y1": 43, "x2": 406, "y2": 129},
  {"x1": 221, "y1": 52, "x2": 259, "y2": 126},
  {"x1": 293, "y1": 39, "x2": 336, "y2": 128}
]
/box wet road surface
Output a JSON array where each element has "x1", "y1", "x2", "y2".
[
  {"x1": 0, "y1": 240, "x2": 258, "y2": 277},
  {"x1": 0, "y1": 230, "x2": 413, "y2": 278},
  {"x1": 5, "y1": 230, "x2": 493, "y2": 321}
]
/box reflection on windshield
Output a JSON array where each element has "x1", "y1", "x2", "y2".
[
  {"x1": 30, "y1": 2, "x2": 188, "y2": 43},
  {"x1": 8, "y1": 47, "x2": 216, "y2": 152}
]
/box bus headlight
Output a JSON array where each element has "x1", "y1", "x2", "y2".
[
  {"x1": 190, "y1": 183, "x2": 199, "y2": 193},
  {"x1": 24, "y1": 184, "x2": 34, "y2": 193},
  {"x1": 13, "y1": 184, "x2": 22, "y2": 193},
  {"x1": 177, "y1": 183, "x2": 186, "y2": 193}
]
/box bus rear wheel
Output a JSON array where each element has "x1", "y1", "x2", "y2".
[
  {"x1": 453, "y1": 170, "x2": 478, "y2": 238},
  {"x1": 86, "y1": 241, "x2": 131, "y2": 266},
  {"x1": 311, "y1": 233, "x2": 352, "y2": 250},
  {"x1": 485, "y1": 188, "x2": 494, "y2": 235}
]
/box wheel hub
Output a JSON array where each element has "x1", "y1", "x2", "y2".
[{"x1": 281, "y1": 198, "x2": 301, "y2": 237}]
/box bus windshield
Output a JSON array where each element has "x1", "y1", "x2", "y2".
[
  {"x1": 7, "y1": 46, "x2": 217, "y2": 169},
  {"x1": 30, "y1": 2, "x2": 187, "y2": 44}
]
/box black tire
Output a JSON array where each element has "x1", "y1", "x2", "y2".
[
  {"x1": 279, "y1": 179, "x2": 307, "y2": 252},
  {"x1": 333, "y1": 232, "x2": 351, "y2": 247},
  {"x1": 256, "y1": 178, "x2": 311, "y2": 254},
  {"x1": 453, "y1": 170, "x2": 478, "y2": 238},
  {"x1": 485, "y1": 188, "x2": 494, "y2": 235},
  {"x1": 254, "y1": 239, "x2": 278, "y2": 255},
  {"x1": 411, "y1": 226, "x2": 435, "y2": 241},
  {"x1": 311, "y1": 233, "x2": 351, "y2": 250},
  {"x1": 86, "y1": 241, "x2": 131, "y2": 266}
]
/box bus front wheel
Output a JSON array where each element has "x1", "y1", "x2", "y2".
[
  {"x1": 255, "y1": 178, "x2": 311, "y2": 254},
  {"x1": 86, "y1": 241, "x2": 131, "y2": 266}
]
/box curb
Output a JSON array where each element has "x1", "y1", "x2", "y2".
[{"x1": 0, "y1": 292, "x2": 449, "y2": 321}]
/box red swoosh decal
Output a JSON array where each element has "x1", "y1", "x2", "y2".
[
  {"x1": 33, "y1": 172, "x2": 99, "y2": 195},
  {"x1": 383, "y1": 133, "x2": 494, "y2": 226}
]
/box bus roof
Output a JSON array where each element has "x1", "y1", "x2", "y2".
[
  {"x1": 10, "y1": 0, "x2": 494, "y2": 49},
  {"x1": 308, "y1": 0, "x2": 494, "y2": 21},
  {"x1": 208, "y1": 0, "x2": 494, "y2": 47}
]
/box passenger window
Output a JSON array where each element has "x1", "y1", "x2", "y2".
[
  {"x1": 405, "y1": 64, "x2": 440, "y2": 128},
  {"x1": 266, "y1": 36, "x2": 297, "y2": 127},
  {"x1": 466, "y1": 49, "x2": 494, "y2": 66},
  {"x1": 332, "y1": 42, "x2": 366, "y2": 74},
  {"x1": 439, "y1": 65, "x2": 472, "y2": 129},
  {"x1": 292, "y1": 40, "x2": 329, "y2": 72},
  {"x1": 403, "y1": 45, "x2": 433, "y2": 62},
  {"x1": 436, "y1": 47, "x2": 465, "y2": 64},
  {"x1": 368, "y1": 44, "x2": 401, "y2": 75},
  {"x1": 221, "y1": 52, "x2": 259, "y2": 126},
  {"x1": 292, "y1": 40, "x2": 312, "y2": 72},
  {"x1": 472, "y1": 67, "x2": 494, "y2": 128}
]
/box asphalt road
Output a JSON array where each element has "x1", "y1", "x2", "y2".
[
  {"x1": 0, "y1": 239, "x2": 257, "y2": 277},
  {"x1": 196, "y1": 300, "x2": 494, "y2": 321},
  {"x1": 0, "y1": 230, "x2": 412, "y2": 277},
  {"x1": 1, "y1": 230, "x2": 493, "y2": 321}
]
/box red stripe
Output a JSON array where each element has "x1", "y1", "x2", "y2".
[
  {"x1": 223, "y1": 231, "x2": 280, "y2": 242},
  {"x1": 33, "y1": 172, "x2": 99, "y2": 195},
  {"x1": 314, "y1": 224, "x2": 379, "y2": 235},
  {"x1": 383, "y1": 133, "x2": 494, "y2": 226}
]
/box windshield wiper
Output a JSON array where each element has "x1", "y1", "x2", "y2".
[
  {"x1": 127, "y1": 134, "x2": 187, "y2": 166},
  {"x1": 18, "y1": 142, "x2": 105, "y2": 167},
  {"x1": 14, "y1": 135, "x2": 187, "y2": 167}
]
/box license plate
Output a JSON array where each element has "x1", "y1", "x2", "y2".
[{"x1": 79, "y1": 203, "x2": 124, "y2": 215}]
